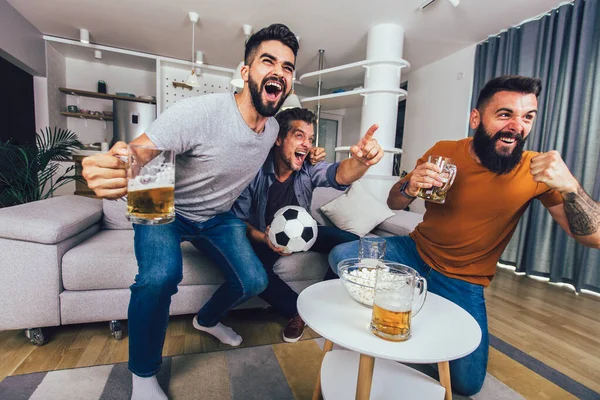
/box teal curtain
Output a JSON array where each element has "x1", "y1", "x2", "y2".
[{"x1": 471, "y1": 0, "x2": 600, "y2": 293}]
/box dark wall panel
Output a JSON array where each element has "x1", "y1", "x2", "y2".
[{"x1": 0, "y1": 55, "x2": 35, "y2": 146}]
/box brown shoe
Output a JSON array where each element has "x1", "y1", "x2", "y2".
[{"x1": 283, "y1": 315, "x2": 306, "y2": 343}]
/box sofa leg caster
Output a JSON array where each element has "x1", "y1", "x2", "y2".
[
  {"x1": 109, "y1": 320, "x2": 123, "y2": 340},
  {"x1": 25, "y1": 328, "x2": 45, "y2": 346}
]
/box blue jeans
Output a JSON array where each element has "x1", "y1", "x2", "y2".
[
  {"x1": 329, "y1": 236, "x2": 488, "y2": 396},
  {"x1": 128, "y1": 212, "x2": 268, "y2": 377},
  {"x1": 253, "y1": 226, "x2": 359, "y2": 319}
]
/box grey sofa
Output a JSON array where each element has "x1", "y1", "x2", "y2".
[{"x1": 0, "y1": 187, "x2": 422, "y2": 345}]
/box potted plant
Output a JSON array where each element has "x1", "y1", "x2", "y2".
[{"x1": 0, "y1": 127, "x2": 84, "y2": 207}]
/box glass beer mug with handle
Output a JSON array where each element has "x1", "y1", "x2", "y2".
[
  {"x1": 417, "y1": 155, "x2": 457, "y2": 204},
  {"x1": 126, "y1": 144, "x2": 176, "y2": 225},
  {"x1": 370, "y1": 262, "x2": 428, "y2": 342}
]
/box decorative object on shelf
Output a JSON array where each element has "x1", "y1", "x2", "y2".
[
  {"x1": 59, "y1": 87, "x2": 156, "y2": 104},
  {"x1": 231, "y1": 24, "x2": 253, "y2": 90},
  {"x1": 97, "y1": 80, "x2": 107, "y2": 93},
  {"x1": 0, "y1": 127, "x2": 84, "y2": 207},
  {"x1": 115, "y1": 92, "x2": 135, "y2": 98},
  {"x1": 102, "y1": 111, "x2": 113, "y2": 117},
  {"x1": 79, "y1": 28, "x2": 89, "y2": 44},
  {"x1": 137, "y1": 95, "x2": 156, "y2": 101},
  {"x1": 172, "y1": 81, "x2": 193, "y2": 90},
  {"x1": 60, "y1": 111, "x2": 113, "y2": 121},
  {"x1": 184, "y1": 12, "x2": 201, "y2": 87},
  {"x1": 79, "y1": 109, "x2": 91, "y2": 114},
  {"x1": 67, "y1": 105, "x2": 79, "y2": 113}
]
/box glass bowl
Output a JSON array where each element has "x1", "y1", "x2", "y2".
[{"x1": 337, "y1": 258, "x2": 381, "y2": 307}]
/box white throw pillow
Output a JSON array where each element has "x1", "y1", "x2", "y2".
[{"x1": 319, "y1": 181, "x2": 395, "y2": 237}]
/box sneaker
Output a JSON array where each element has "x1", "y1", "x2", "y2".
[{"x1": 283, "y1": 315, "x2": 306, "y2": 343}]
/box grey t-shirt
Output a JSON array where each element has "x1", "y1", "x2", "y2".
[{"x1": 146, "y1": 93, "x2": 279, "y2": 222}]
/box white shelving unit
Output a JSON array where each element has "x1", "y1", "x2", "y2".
[
  {"x1": 299, "y1": 58, "x2": 410, "y2": 89},
  {"x1": 301, "y1": 87, "x2": 407, "y2": 111}
]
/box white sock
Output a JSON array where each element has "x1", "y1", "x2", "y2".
[
  {"x1": 193, "y1": 316, "x2": 243, "y2": 346},
  {"x1": 131, "y1": 374, "x2": 167, "y2": 400}
]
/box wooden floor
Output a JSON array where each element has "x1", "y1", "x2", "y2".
[{"x1": 1, "y1": 268, "x2": 599, "y2": 399}]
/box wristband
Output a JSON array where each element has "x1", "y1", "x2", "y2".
[{"x1": 399, "y1": 180, "x2": 417, "y2": 199}]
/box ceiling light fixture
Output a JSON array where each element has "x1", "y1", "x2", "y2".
[
  {"x1": 80, "y1": 28, "x2": 90, "y2": 44},
  {"x1": 418, "y1": 0, "x2": 459, "y2": 10},
  {"x1": 231, "y1": 24, "x2": 253, "y2": 90},
  {"x1": 185, "y1": 12, "x2": 201, "y2": 87},
  {"x1": 280, "y1": 36, "x2": 301, "y2": 111},
  {"x1": 196, "y1": 50, "x2": 204, "y2": 65},
  {"x1": 94, "y1": 50, "x2": 102, "y2": 60}
]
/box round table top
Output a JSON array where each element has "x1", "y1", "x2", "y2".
[{"x1": 297, "y1": 280, "x2": 482, "y2": 364}]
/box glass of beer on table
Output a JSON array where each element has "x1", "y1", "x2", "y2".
[
  {"x1": 370, "y1": 262, "x2": 427, "y2": 342},
  {"x1": 126, "y1": 144, "x2": 175, "y2": 225}
]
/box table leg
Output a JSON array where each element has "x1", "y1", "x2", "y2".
[
  {"x1": 438, "y1": 361, "x2": 452, "y2": 400},
  {"x1": 312, "y1": 339, "x2": 334, "y2": 400},
  {"x1": 355, "y1": 354, "x2": 375, "y2": 400}
]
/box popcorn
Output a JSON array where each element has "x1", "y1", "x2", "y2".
[{"x1": 340, "y1": 266, "x2": 378, "y2": 306}]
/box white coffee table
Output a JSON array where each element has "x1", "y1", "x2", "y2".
[{"x1": 298, "y1": 280, "x2": 482, "y2": 400}]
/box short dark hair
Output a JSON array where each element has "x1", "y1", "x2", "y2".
[
  {"x1": 476, "y1": 75, "x2": 542, "y2": 111},
  {"x1": 275, "y1": 108, "x2": 316, "y2": 141},
  {"x1": 244, "y1": 24, "x2": 299, "y2": 65}
]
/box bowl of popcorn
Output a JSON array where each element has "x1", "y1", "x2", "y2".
[{"x1": 337, "y1": 258, "x2": 383, "y2": 307}]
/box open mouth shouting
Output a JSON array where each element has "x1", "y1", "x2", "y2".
[
  {"x1": 263, "y1": 78, "x2": 284, "y2": 102},
  {"x1": 294, "y1": 149, "x2": 307, "y2": 166}
]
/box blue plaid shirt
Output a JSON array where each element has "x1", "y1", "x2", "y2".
[{"x1": 232, "y1": 150, "x2": 348, "y2": 232}]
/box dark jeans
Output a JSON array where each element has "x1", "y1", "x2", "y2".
[
  {"x1": 253, "y1": 225, "x2": 359, "y2": 319},
  {"x1": 128, "y1": 212, "x2": 268, "y2": 377},
  {"x1": 329, "y1": 236, "x2": 489, "y2": 396}
]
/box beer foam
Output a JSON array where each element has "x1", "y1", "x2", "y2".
[
  {"x1": 374, "y1": 296, "x2": 412, "y2": 313},
  {"x1": 129, "y1": 164, "x2": 175, "y2": 191}
]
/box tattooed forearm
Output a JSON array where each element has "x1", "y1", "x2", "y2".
[{"x1": 563, "y1": 186, "x2": 600, "y2": 237}]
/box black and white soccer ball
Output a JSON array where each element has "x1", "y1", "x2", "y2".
[{"x1": 268, "y1": 206, "x2": 318, "y2": 254}]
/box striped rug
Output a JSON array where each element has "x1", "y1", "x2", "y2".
[{"x1": 0, "y1": 339, "x2": 522, "y2": 400}]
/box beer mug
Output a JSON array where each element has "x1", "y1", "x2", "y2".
[
  {"x1": 358, "y1": 237, "x2": 386, "y2": 264},
  {"x1": 126, "y1": 144, "x2": 175, "y2": 225},
  {"x1": 417, "y1": 155, "x2": 457, "y2": 204},
  {"x1": 370, "y1": 262, "x2": 427, "y2": 342}
]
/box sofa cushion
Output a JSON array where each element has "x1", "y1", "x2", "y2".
[
  {"x1": 372, "y1": 210, "x2": 423, "y2": 237},
  {"x1": 310, "y1": 187, "x2": 345, "y2": 226},
  {"x1": 62, "y1": 230, "x2": 331, "y2": 291},
  {"x1": 319, "y1": 181, "x2": 395, "y2": 237},
  {"x1": 102, "y1": 198, "x2": 133, "y2": 230},
  {"x1": 0, "y1": 195, "x2": 103, "y2": 244}
]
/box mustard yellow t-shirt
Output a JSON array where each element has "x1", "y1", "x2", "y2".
[{"x1": 408, "y1": 138, "x2": 563, "y2": 286}]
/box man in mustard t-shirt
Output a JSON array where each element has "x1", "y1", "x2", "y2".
[{"x1": 329, "y1": 76, "x2": 600, "y2": 396}]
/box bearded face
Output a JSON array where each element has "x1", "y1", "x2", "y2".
[
  {"x1": 472, "y1": 122, "x2": 527, "y2": 175},
  {"x1": 248, "y1": 73, "x2": 289, "y2": 117}
]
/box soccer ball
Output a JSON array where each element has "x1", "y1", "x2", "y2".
[{"x1": 268, "y1": 206, "x2": 318, "y2": 254}]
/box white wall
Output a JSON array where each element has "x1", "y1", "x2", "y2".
[
  {"x1": 0, "y1": 0, "x2": 46, "y2": 76},
  {"x1": 65, "y1": 58, "x2": 156, "y2": 144},
  {"x1": 402, "y1": 45, "x2": 476, "y2": 213}
]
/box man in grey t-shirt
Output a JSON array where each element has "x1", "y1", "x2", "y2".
[{"x1": 83, "y1": 24, "x2": 299, "y2": 400}]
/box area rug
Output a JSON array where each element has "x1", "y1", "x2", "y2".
[{"x1": 0, "y1": 338, "x2": 523, "y2": 400}]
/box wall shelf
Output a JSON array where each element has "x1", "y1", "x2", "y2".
[
  {"x1": 301, "y1": 88, "x2": 407, "y2": 111},
  {"x1": 59, "y1": 87, "x2": 156, "y2": 104},
  {"x1": 60, "y1": 111, "x2": 113, "y2": 121},
  {"x1": 299, "y1": 59, "x2": 410, "y2": 90}
]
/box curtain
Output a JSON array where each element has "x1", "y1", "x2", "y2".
[{"x1": 471, "y1": 0, "x2": 600, "y2": 293}]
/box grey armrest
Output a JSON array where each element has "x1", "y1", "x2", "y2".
[
  {"x1": 0, "y1": 195, "x2": 103, "y2": 244},
  {"x1": 0, "y1": 195, "x2": 102, "y2": 330},
  {"x1": 372, "y1": 210, "x2": 423, "y2": 237}
]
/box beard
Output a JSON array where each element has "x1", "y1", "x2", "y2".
[
  {"x1": 248, "y1": 74, "x2": 288, "y2": 117},
  {"x1": 472, "y1": 123, "x2": 527, "y2": 175}
]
